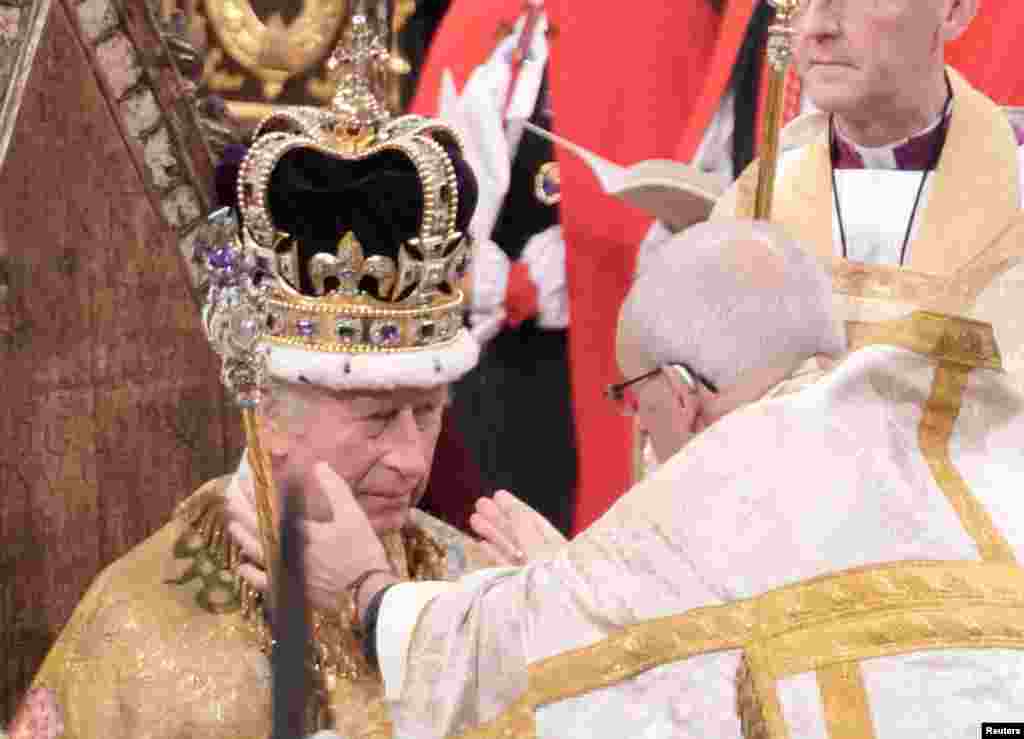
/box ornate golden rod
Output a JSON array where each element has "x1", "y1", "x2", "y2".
[
  {"x1": 753, "y1": 0, "x2": 801, "y2": 220},
  {"x1": 197, "y1": 207, "x2": 280, "y2": 612},
  {"x1": 242, "y1": 407, "x2": 280, "y2": 612}
]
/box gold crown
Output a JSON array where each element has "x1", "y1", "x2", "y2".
[{"x1": 212, "y1": 8, "x2": 475, "y2": 358}]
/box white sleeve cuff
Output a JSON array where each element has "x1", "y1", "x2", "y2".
[
  {"x1": 377, "y1": 567, "x2": 523, "y2": 703},
  {"x1": 520, "y1": 225, "x2": 568, "y2": 330},
  {"x1": 378, "y1": 581, "x2": 457, "y2": 702},
  {"x1": 470, "y1": 239, "x2": 511, "y2": 313}
]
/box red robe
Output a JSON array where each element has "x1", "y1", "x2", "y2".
[
  {"x1": 674, "y1": 0, "x2": 762, "y2": 163},
  {"x1": 947, "y1": 0, "x2": 1024, "y2": 105},
  {"x1": 412, "y1": 0, "x2": 721, "y2": 533}
]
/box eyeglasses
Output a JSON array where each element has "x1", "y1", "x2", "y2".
[{"x1": 605, "y1": 362, "x2": 719, "y2": 417}]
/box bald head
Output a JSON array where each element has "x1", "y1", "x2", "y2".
[{"x1": 617, "y1": 220, "x2": 845, "y2": 390}]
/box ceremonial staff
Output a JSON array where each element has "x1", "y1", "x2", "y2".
[
  {"x1": 753, "y1": 0, "x2": 801, "y2": 219},
  {"x1": 194, "y1": 0, "x2": 398, "y2": 625},
  {"x1": 502, "y1": 0, "x2": 545, "y2": 127},
  {"x1": 195, "y1": 207, "x2": 281, "y2": 612}
]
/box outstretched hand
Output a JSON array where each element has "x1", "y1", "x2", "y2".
[
  {"x1": 225, "y1": 462, "x2": 392, "y2": 613},
  {"x1": 469, "y1": 490, "x2": 568, "y2": 566}
]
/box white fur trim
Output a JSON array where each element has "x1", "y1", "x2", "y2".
[
  {"x1": 266, "y1": 329, "x2": 480, "y2": 390},
  {"x1": 470, "y1": 238, "x2": 511, "y2": 313},
  {"x1": 521, "y1": 225, "x2": 568, "y2": 330}
]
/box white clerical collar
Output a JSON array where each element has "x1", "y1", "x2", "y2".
[{"x1": 834, "y1": 103, "x2": 952, "y2": 171}]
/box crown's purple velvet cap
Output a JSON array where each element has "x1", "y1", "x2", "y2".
[
  {"x1": 266, "y1": 139, "x2": 479, "y2": 297},
  {"x1": 214, "y1": 143, "x2": 249, "y2": 210}
]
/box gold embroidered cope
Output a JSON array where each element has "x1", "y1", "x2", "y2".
[{"x1": 452, "y1": 313, "x2": 1024, "y2": 739}]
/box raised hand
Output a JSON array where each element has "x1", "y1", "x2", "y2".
[
  {"x1": 226, "y1": 462, "x2": 393, "y2": 613},
  {"x1": 469, "y1": 490, "x2": 568, "y2": 566}
]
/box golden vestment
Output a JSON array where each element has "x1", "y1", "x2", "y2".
[
  {"x1": 31, "y1": 476, "x2": 493, "y2": 739},
  {"x1": 714, "y1": 68, "x2": 1024, "y2": 363}
]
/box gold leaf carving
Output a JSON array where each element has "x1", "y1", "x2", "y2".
[{"x1": 203, "y1": 0, "x2": 347, "y2": 100}]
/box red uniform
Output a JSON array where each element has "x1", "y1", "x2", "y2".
[{"x1": 412, "y1": 0, "x2": 721, "y2": 533}]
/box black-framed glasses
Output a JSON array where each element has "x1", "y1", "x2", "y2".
[{"x1": 605, "y1": 362, "x2": 719, "y2": 416}]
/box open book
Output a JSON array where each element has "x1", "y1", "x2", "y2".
[{"x1": 522, "y1": 121, "x2": 726, "y2": 232}]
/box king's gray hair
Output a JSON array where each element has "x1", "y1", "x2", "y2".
[
  {"x1": 261, "y1": 376, "x2": 315, "y2": 429},
  {"x1": 619, "y1": 219, "x2": 846, "y2": 390}
]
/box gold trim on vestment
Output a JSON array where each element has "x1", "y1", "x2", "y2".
[
  {"x1": 762, "y1": 68, "x2": 1021, "y2": 278},
  {"x1": 918, "y1": 361, "x2": 1016, "y2": 562},
  {"x1": 817, "y1": 663, "x2": 877, "y2": 739},
  {"x1": 846, "y1": 311, "x2": 1002, "y2": 371},
  {"x1": 713, "y1": 67, "x2": 1024, "y2": 322},
  {"x1": 743, "y1": 643, "x2": 790, "y2": 739},
  {"x1": 451, "y1": 562, "x2": 1024, "y2": 738},
  {"x1": 817, "y1": 310, "x2": 1008, "y2": 737}
]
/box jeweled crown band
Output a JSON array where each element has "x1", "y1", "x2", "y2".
[
  {"x1": 264, "y1": 314, "x2": 464, "y2": 354},
  {"x1": 264, "y1": 289, "x2": 466, "y2": 353}
]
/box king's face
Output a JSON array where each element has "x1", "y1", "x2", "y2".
[{"x1": 274, "y1": 384, "x2": 449, "y2": 535}]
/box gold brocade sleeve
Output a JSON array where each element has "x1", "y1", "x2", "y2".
[
  {"x1": 30, "y1": 519, "x2": 275, "y2": 739},
  {"x1": 28, "y1": 483, "x2": 493, "y2": 739},
  {"x1": 32, "y1": 566, "x2": 125, "y2": 739}
]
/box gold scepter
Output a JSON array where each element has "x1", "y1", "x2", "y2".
[
  {"x1": 753, "y1": 0, "x2": 801, "y2": 220},
  {"x1": 195, "y1": 208, "x2": 280, "y2": 613}
]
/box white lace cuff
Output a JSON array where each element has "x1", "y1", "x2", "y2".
[
  {"x1": 471, "y1": 238, "x2": 511, "y2": 313},
  {"x1": 520, "y1": 225, "x2": 568, "y2": 329}
]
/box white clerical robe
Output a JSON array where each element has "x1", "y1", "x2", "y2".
[{"x1": 377, "y1": 313, "x2": 1024, "y2": 738}]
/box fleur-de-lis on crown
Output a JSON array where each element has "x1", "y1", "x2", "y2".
[{"x1": 301, "y1": 230, "x2": 472, "y2": 305}]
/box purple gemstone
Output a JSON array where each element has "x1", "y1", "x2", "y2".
[
  {"x1": 380, "y1": 324, "x2": 400, "y2": 343},
  {"x1": 542, "y1": 176, "x2": 560, "y2": 198},
  {"x1": 296, "y1": 319, "x2": 316, "y2": 337},
  {"x1": 209, "y1": 246, "x2": 235, "y2": 269}
]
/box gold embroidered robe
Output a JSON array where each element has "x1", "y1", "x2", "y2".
[{"x1": 30, "y1": 477, "x2": 493, "y2": 739}]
